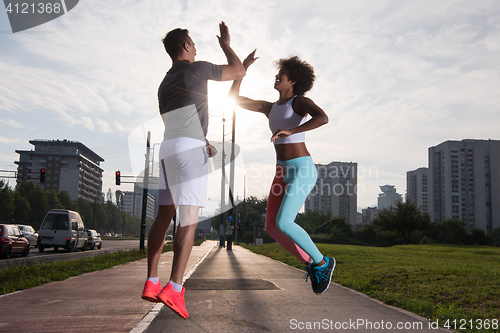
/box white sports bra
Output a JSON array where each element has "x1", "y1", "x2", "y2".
[{"x1": 268, "y1": 96, "x2": 307, "y2": 145}]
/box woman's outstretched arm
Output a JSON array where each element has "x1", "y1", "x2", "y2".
[{"x1": 228, "y1": 50, "x2": 273, "y2": 117}]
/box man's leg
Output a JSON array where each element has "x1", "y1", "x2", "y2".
[
  {"x1": 155, "y1": 205, "x2": 199, "y2": 319},
  {"x1": 169, "y1": 205, "x2": 199, "y2": 284},
  {"x1": 147, "y1": 204, "x2": 176, "y2": 278}
]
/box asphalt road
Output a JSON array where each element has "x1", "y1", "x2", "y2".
[{"x1": 0, "y1": 239, "x2": 140, "y2": 269}]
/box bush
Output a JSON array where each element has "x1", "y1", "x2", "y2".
[
  {"x1": 354, "y1": 224, "x2": 378, "y2": 245},
  {"x1": 426, "y1": 219, "x2": 469, "y2": 245},
  {"x1": 313, "y1": 217, "x2": 354, "y2": 238},
  {"x1": 469, "y1": 228, "x2": 495, "y2": 246},
  {"x1": 489, "y1": 228, "x2": 500, "y2": 247}
]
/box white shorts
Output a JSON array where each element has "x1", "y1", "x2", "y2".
[{"x1": 157, "y1": 137, "x2": 208, "y2": 207}]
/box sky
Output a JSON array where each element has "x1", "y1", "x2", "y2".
[{"x1": 1, "y1": 0, "x2": 500, "y2": 216}]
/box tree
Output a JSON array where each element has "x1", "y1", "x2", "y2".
[
  {"x1": 15, "y1": 181, "x2": 49, "y2": 228},
  {"x1": 469, "y1": 228, "x2": 495, "y2": 246},
  {"x1": 313, "y1": 216, "x2": 354, "y2": 237},
  {"x1": 354, "y1": 223, "x2": 379, "y2": 245},
  {"x1": 489, "y1": 228, "x2": 500, "y2": 246},
  {"x1": 13, "y1": 193, "x2": 31, "y2": 224},
  {"x1": 295, "y1": 210, "x2": 333, "y2": 234},
  {"x1": 211, "y1": 196, "x2": 268, "y2": 243},
  {"x1": 28, "y1": 186, "x2": 49, "y2": 227},
  {"x1": 426, "y1": 219, "x2": 469, "y2": 244},
  {"x1": 47, "y1": 189, "x2": 62, "y2": 209},
  {"x1": 76, "y1": 198, "x2": 94, "y2": 226},
  {"x1": 0, "y1": 180, "x2": 14, "y2": 222},
  {"x1": 373, "y1": 200, "x2": 432, "y2": 244},
  {"x1": 57, "y1": 191, "x2": 75, "y2": 210}
]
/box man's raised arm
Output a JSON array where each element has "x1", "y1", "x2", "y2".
[{"x1": 217, "y1": 21, "x2": 245, "y2": 81}]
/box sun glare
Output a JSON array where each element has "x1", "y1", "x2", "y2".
[{"x1": 208, "y1": 81, "x2": 235, "y2": 114}]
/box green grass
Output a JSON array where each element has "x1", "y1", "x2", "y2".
[
  {"x1": 193, "y1": 239, "x2": 206, "y2": 246},
  {"x1": 0, "y1": 244, "x2": 172, "y2": 295},
  {"x1": 242, "y1": 243, "x2": 500, "y2": 333}
]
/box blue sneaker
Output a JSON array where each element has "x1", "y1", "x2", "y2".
[{"x1": 310, "y1": 256, "x2": 336, "y2": 295}]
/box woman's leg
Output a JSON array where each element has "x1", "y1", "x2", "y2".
[
  {"x1": 266, "y1": 165, "x2": 310, "y2": 264},
  {"x1": 275, "y1": 158, "x2": 323, "y2": 264}
]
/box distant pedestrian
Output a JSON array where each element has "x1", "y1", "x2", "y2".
[
  {"x1": 226, "y1": 223, "x2": 233, "y2": 250},
  {"x1": 229, "y1": 50, "x2": 335, "y2": 295},
  {"x1": 141, "y1": 22, "x2": 245, "y2": 319},
  {"x1": 219, "y1": 224, "x2": 225, "y2": 248}
]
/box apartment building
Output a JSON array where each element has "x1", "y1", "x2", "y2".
[
  {"x1": 15, "y1": 139, "x2": 104, "y2": 202},
  {"x1": 406, "y1": 167, "x2": 429, "y2": 213},
  {"x1": 122, "y1": 183, "x2": 156, "y2": 220},
  {"x1": 428, "y1": 139, "x2": 500, "y2": 232},
  {"x1": 362, "y1": 206, "x2": 379, "y2": 224},
  {"x1": 304, "y1": 161, "x2": 358, "y2": 225}
]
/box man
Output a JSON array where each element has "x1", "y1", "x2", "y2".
[
  {"x1": 141, "y1": 22, "x2": 245, "y2": 319},
  {"x1": 226, "y1": 223, "x2": 233, "y2": 250},
  {"x1": 219, "y1": 223, "x2": 225, "y2": 248}
]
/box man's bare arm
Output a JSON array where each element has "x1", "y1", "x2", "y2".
[{"x1": 217, "y1": 21, "x2": 245, "y2": 81}]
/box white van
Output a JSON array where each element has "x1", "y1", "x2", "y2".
[{"x1": 38, "y1": 209, "x2": 87, "y2": 252}]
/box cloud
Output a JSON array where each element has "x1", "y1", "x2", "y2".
[
  {"x1": 0, "y1": 119, "x2": 24, "y2": 128},
  {"x1": 0, "y1": 136, "x2": 25, "y2": 144},
  {"x1": 80, "y1": 116, "x2": 94, "y2": 131}
]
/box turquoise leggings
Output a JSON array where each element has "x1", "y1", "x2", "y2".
[{"x1": 265, "y1": 156, "x2": 323, "y2": 264}]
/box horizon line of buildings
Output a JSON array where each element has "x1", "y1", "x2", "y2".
[
  {"x1": 305, "y1": 139, "x2": 499, "y2": 233},
  {"x1": 10, "y1": 138, "x2": 500, "y2": 233},
  {"x1": 406, "y1": 139, "x2": 500, "y2": 233}
]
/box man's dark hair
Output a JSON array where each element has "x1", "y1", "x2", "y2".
[
  {"x1": 162, "y1": 28, "x2": 191, "y2": 59},
  {"x1": 275, "y1": 56, "x2": 316, "y2": 96}
]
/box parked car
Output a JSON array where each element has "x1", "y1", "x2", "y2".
[
  {"x1": 16, "y1": 224, "x2": 38, "y2": 247},
  {"x1": 86, "y1": 230, "x2": 102, "y2": 250},
  {"x1": 0, "y1": 224, "x2": 30, "y2": 259},
  {"x1": 38, "y1": 209, "x2": 87, "y2": 252}
]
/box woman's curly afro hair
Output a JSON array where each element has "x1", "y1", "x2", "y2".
[{"x1": 275, "y1": 56, "x2": 315, "y2": 96}]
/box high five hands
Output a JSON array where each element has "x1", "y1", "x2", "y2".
[
  {"x1": 217, "y1": 21, "x2": 230, "y2": 49},
  {"x1": 243, "y1": 49, "x2": 259, "y2": 70}
]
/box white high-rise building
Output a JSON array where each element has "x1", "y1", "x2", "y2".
[
  {"x1": 406, "y1": 167, "x2": 429, "y2": 213},
  {"x1": 429, "y1": 139, "x2": 500, "y2": 232},
  {"x1": 377, "y1": 185, "x2": 402, "y2": 210},
  {"x1": 122, "y1": 183, "x2": 156, "y2": 220},
  {"x1": 304, "y1": 161, "x2": 358, "y2": 225}
]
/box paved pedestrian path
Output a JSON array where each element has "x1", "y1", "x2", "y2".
[
  {"x1": 0, "y1": 241, "x2": 449, "y2": 333},
  {"x1": 0, "y1": 241, "x2": 214, "y2": 333},
  {"x1": 143, "y1": 243, "x2": 449, "y2": 333}
]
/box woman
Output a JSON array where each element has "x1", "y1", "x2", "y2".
[{"x1": 229, "y1": 50, "x2": 335, "y2": 295}]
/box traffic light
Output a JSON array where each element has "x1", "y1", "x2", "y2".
[
  {"x1": 40, "y1": 168, "x2": 45, "y2": 183},
  {"x1": 115, "y1": 170, "x2": 121, "y2": 185}
]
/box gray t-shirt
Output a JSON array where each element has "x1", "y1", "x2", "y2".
[{"x1": 158, "y1": 61, "x2": 223, "y2": 142}]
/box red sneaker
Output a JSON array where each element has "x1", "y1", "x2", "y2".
[
  {"x1": 156, "y1": 283, "x2": 189, "y2": 319},
  {"x1": 141, "y1": 280, "x2": 162, "y2": 303}
]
